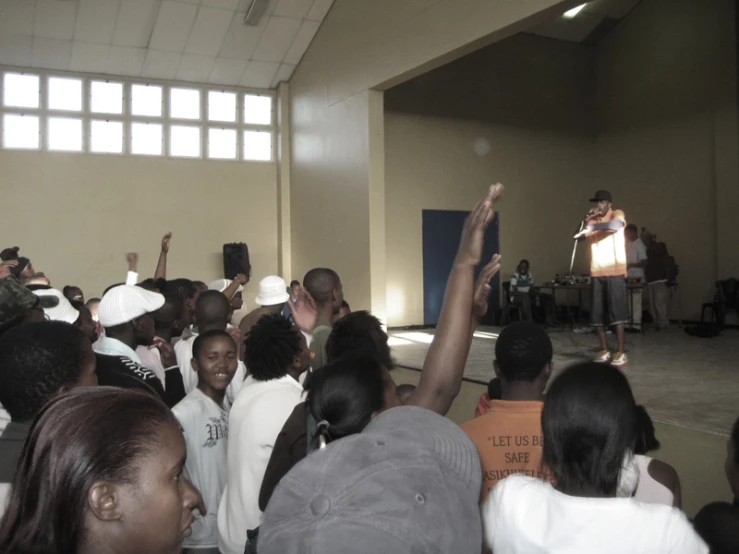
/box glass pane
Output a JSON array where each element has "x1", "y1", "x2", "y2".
[
  {"x1": 3, "y1": 73, "x2": 39, "y2": 108},
  {"x1": 3, "y1": 114, "x2": 39, "y2": 149},
  {"x1": 170, "y1": 88, "x2": 200, "y2": 120},
  {"x1": 208, "y1": 91, "x2": 236, "y2": 122},
  {"x1": 170, "y1": 125, "x2": 200, "y2": 157},
  {"x1": 91, "y1": 120, "x2": 123, "y2": 153},
  {"x1": 208, "y1": 128, "x2": 237, "y2": 159},
  {"x1": 48, "y1": 77, "x2": 82, "y2": 111},
  {"x1": 48, "y1": 117, "x2": 82, "y2": 151},
  {"x1": 244, "y1": 94, "x2": 272, "y2": 125},
  {"x1": 131, "y1": 123, "x2": 163, "y2": 156},
  {"x1": 243, "y1": 130, "x2": 272, "y2": 161},
  {"x1": 131, "y1": 84, "x2": 162, "y2": 117},
  {"x1": 91, "y1": 81, "x2": 123, "y2": 114}
]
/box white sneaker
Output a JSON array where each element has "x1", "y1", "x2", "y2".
[
  {"x1": 612, "y1": 352, "x2": 628, "y2": 367},
  {"x1": 594, "y1": 350, "x2": 612, "y2": 363}
]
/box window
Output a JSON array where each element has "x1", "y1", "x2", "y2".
[{"x1": 1, "y1": 69, "x2": 274, "y2": 161}]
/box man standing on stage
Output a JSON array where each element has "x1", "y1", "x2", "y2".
[{"x1": 574, "y1": 190, "x2": 628, "y2": 367}]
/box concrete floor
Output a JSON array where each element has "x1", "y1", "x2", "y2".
[{"x1": 389, "y1": 325, "x2": 738, "y2": 517}]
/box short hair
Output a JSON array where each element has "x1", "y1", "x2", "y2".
[
  {"x1": 487, "y1": 377, "x2": 502, "y2": 400},
  {"x1": 153, "y1": 292, "x2": 183, "y2": 329},
  {"x1": 303, "y1": 268, "x2": 339, "y2": 304},
  {"x1": 289, "y1": 280, "x2": 300, "y2": 288},
  {"x1": 86, "y1": 297, "x2": 101, "y2": 306},
  {"x1": 137, "y1": 278, "x2": 168, "y2": 293},
  {"x1": 194, "y1": 290, "x2": 231, "y2": 327},
  {"x1": 192, "y1": 329, "x2": 236, "y2": 360},
  {"x1": 625, "y1": 223, "x2": 638, "y2": 234},
  {"x1": 165, "y1": 278, "x2": 198, "y2": 301},
  {"x1": 634, "y1": 405, "x2": 661, "y2": 454},
  {"x1": 0, "y1": 322, "x2": 90, "y2": 421},
  {"x1": 495, "y1": 321, "x2": 552, "y2": 381},
  {"x1": 244, "y1": 314, "x2": 301, "y2": 381},
  {"x1": 0, "y1": 387, "x2": 178, "y2": 553},
  {"x1": 192, "y1": 281, "x2": 208, "y2": 293},
  {"x1": 694, "y1": 502, "x2": 739, "y2": 554},
  {"x1": 325, "y1": 311, "x2": 393, "y2": 369},
  {"x1": 307, "y1": 354, "x2": 386, "y2": 446},
  {"x1": 542, "y1": 362, "x2": 638, "y2": 496}
]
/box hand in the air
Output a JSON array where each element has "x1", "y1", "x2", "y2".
[
  {"x1": 127, "y1": 253, "x2": 138, "y2": 271},
  {"x1": 288, "y1": 287, "x2": 317, "y2": 334},
  {"x1": 161, "y1": 233, "x2": 172, "y2": 253},
  {"x1": 472, "y1": 254, "x2": 502, "y2": 320},
  {"x1": 455, "y1": 183, "x2": 503, "y2": 269}
]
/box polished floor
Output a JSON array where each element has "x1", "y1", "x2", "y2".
[{"x1": 389, "y1": 325, "x2": 739, "y2": 436}]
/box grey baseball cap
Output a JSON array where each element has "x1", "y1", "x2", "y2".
[{"x1": 259, "y1": 406, "x2": 483, "y2": 554}]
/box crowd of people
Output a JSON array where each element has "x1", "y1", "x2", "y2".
[{"x1": 0, "y1": 184, "x2": 735, "y2": 554}]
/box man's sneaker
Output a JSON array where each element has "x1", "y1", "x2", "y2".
[
  {"x1": 594, "y1": 350, "x2": 612, "y2": 363},
  {"x1": 612, "y1": 352, "x2": 628, "y2": 367}
]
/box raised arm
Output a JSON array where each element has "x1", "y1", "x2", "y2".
[
  {"x1": 125, "y1": 253, "x2": 138, "y2": 285},
  {"x1": 222, "y1": 273, "x2": 248, "y2": 301},
  {"x1": 154, "y1": 233, "x2": 172, "y2": 280},
  {"x1": 405, "y1": 183, "x2": 503, "y2": 415}
]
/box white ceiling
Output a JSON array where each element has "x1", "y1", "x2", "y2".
[
  {"x1": 528, "y1": 0, "x2": 642, "y2": 43},
  {"x1": 0, "y1": 0, "x2": 335, "y2": 88}
]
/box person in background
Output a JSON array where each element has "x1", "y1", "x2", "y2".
[
  {"x1": 238, "y1": 276, "x2": 290, "y2": 337},
  {"x1": 303, "y1": 268, "x2": 343, "y2": 370},
  {"x1": 25, "y1": 273, "x2": 51, "y2": 286},
  {"x1": 219, "y1": 314, "x2": 312, "y2": 554},
  {"x1": 167, "y1": 278, "x2": 200, "y2": 340},
  {"x1": 474, "y1": 377, "x2": 502, "y2": 418},
  {"x1": 176, "y1": 291, "x2": 246, "y2": 402},
  {"x1": 642, "y1": 229, "x2": 671, "y2": 330},
  {"x1": 462, "y1": 321, "x2": 552, "y2": 500},
  {"x1": 0, "y1": 247, "x2": 34, "y2": 284},
  {"x1": 510, "y1": 260, "x2": 535, "y2": 321},
  {"x1": 86, "y1": 297, "x2": 101, "y2": 321},
  {"x1": 172, "y1": 330, "x2": 238, "y2": 554},
  {"x1": 333, "y1": 300, "x2": 351, "y2": 323},
  {"x1": 482, "y1": 363, "x2": 707, "y2": 554},
  {"x1": 625, "y1": 223, "x2": 647, "y2": 331},
  {"x1": 138, "y1": 292, "x2": 185, "y2": 390},
  {"x1": 282, "y1": 280, "x2": 301, "y2": 323},
  {"x1": 63, "y1": 285, "x2": 84, "y2": 304},
  {"x1": 0, "y1": 388, "x2": 204, "y2": 554},
  {"x1": 574, "y1": 190, "x2": 629, "y2": 367},
  {"x1": 0, "y1": 322, "x2": 98, "y2": 509},
  {"x1": 0, "y1": 277, "x2": 46, "y2": 340},
  {"x1": 632, "y1": 405, "x2": 681, "y2": 507},
  {"x1": 32, "y1": 288, "x2": 79, "y2": 325},
  {"x1": 95, "y1": 285, "x2": 184, "y2": 407},
  {"x1": 208, "y1": 275, "x2": 249, "y2": 319},
  {"x1": 693, "y1": 415, "x2": 739, "y2": 554},
  {"x1": 71, "y1": 300, "x2": 98, "y2": 343}
]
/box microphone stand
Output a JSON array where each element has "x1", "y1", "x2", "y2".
[{"x1": 570, "y1": 220, "x2": 586, "y2": 277}]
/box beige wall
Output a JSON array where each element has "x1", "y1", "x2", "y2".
[
  {"x1": 289, "y1": 0, "x2": 570, "y2": 316},
  {"x1": 595, "y1": 0, "x2": 738, "y2": 321},
  {"x1": 0, "y1": 151, "x2": 278, "y2": 301},
  {"x1": 385, "y1": 34, "x2": 596, "y2": 326}
]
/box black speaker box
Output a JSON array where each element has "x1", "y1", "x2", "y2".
[{"x1": 223, "y1": 243, "x2": 251, "y2": 280}]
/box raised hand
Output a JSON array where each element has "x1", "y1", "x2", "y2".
[
  {"x1": 234, "y1": 273, "x2": 248, "y2": 286},
  {"x1": 455, "y1": 183, "x2": 503, "y2": 268},
  {"x1": 0, "y1": 260, "x2": 18, "y2": 269},
  {"x1": 127, "y1": 253, "x2": 138, "y2": 272},
  {"x1": 288, "y1": 287, "x2": 317, "y2": 334},
  {"x1": 161, "y1": 233, "x2": 172, "y2": 253},
  {"x1": 472, "y1": 253, "x2": 502, "y2": 320}
]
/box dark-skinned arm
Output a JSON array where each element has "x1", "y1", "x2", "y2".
[
  {"x1": 154, "y1": 233, "x2": 171, "y2": 280},
  {"x1": 405, "y1": 183, "x2": 503, "y2": 415}
]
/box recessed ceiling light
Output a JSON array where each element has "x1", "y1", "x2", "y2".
[{"x1": 563, "y1": 3, "x2": 588, "y2": 19}]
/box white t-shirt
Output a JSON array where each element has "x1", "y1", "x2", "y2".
[
  {"x1": 483, "y1": 475, "x2": 707, "y2": 554},
  {"x1": 627, "y1": 238, "x2": 648, "y2": 280},
  {"x1": 172, "y1": 388, "x2": 231, "y2": 548},
  {"x1": 218, "y1": 374, "x2": 305, "y2": 554},
  {"x1": 174, "y1": 335, "x2": 246, "y2": 403}
]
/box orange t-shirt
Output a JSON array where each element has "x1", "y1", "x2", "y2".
[
  {"x1": 589, "y1": 209, "x2": 627, "y2": 277},
  {"x1": 461, "y1": 400, "x2": 549, "y2": 503}
]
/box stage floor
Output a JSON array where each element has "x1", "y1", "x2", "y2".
[{"x1": 389, "y1": 326, "x2": 739, "y2": 436}]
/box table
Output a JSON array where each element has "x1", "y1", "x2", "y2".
[{"x1": 536, "y1": 282, "x2": 646, "y2": 332}]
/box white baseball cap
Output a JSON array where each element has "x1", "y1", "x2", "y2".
[
  {"x1": 33, "y1": 288, "x2": 79, "y2": 324},
  {"x1": 255, "y1": 276, "x2": 290, "y2": 306},
  {"x1": 208, "y1": 279, "x2": 244, "y2": 297},
  {"x1": 98, "y1": 285, "x2": 165, "y2": 328}
]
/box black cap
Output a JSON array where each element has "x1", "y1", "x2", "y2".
[{"x1": 589, "y1": 190, "x2": 612, "y2": 202}]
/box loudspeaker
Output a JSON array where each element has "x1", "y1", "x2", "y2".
[{"x1": 223, "y1": 243, "x2": 251, "y2": 280}]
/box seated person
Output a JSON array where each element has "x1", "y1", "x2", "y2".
[
  {"x1": 483, "y1": 363, "x2": 707, "y2": 554},
  {"x1": 172, "y1": 330, "x2": 238, "y2": 554},
  {"x1": 632, "y1": 405, "x2": 681, "y2": 507},
  {"x1": 462, "y1": 321, "x2": 553, "y2": 501},
  {"x1": 694, "y1": 415, "x2": 739, "y2": 554},
  {"x1": 0, "y1": 387, "x2": 203, "y2": 553}
]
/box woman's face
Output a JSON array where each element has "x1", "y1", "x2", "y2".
[
  {"x1": 725, "y1": 437, "x2": 739, "y2": 500},
  {"x1": 114, "y1": 423, "x2": 201, "y2": 554}
]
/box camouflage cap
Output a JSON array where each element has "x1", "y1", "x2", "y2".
[{"x1": 0, "y1": 276, "x2": 39, "y2": 325}]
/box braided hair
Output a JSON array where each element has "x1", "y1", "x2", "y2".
[{"x1": 244, "y1": 314, "x2": 301, "y2": 381}]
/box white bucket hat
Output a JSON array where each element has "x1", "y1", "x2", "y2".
[
  {"x1": 255, "y1": 276, "x2": 290, "y2": 306},
  {"x1": 98, "y1": 285, "x2": 165, "y2": 327},
  {"x1": 33, "y1": 288, "x2": 79, "y2": 324}
]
